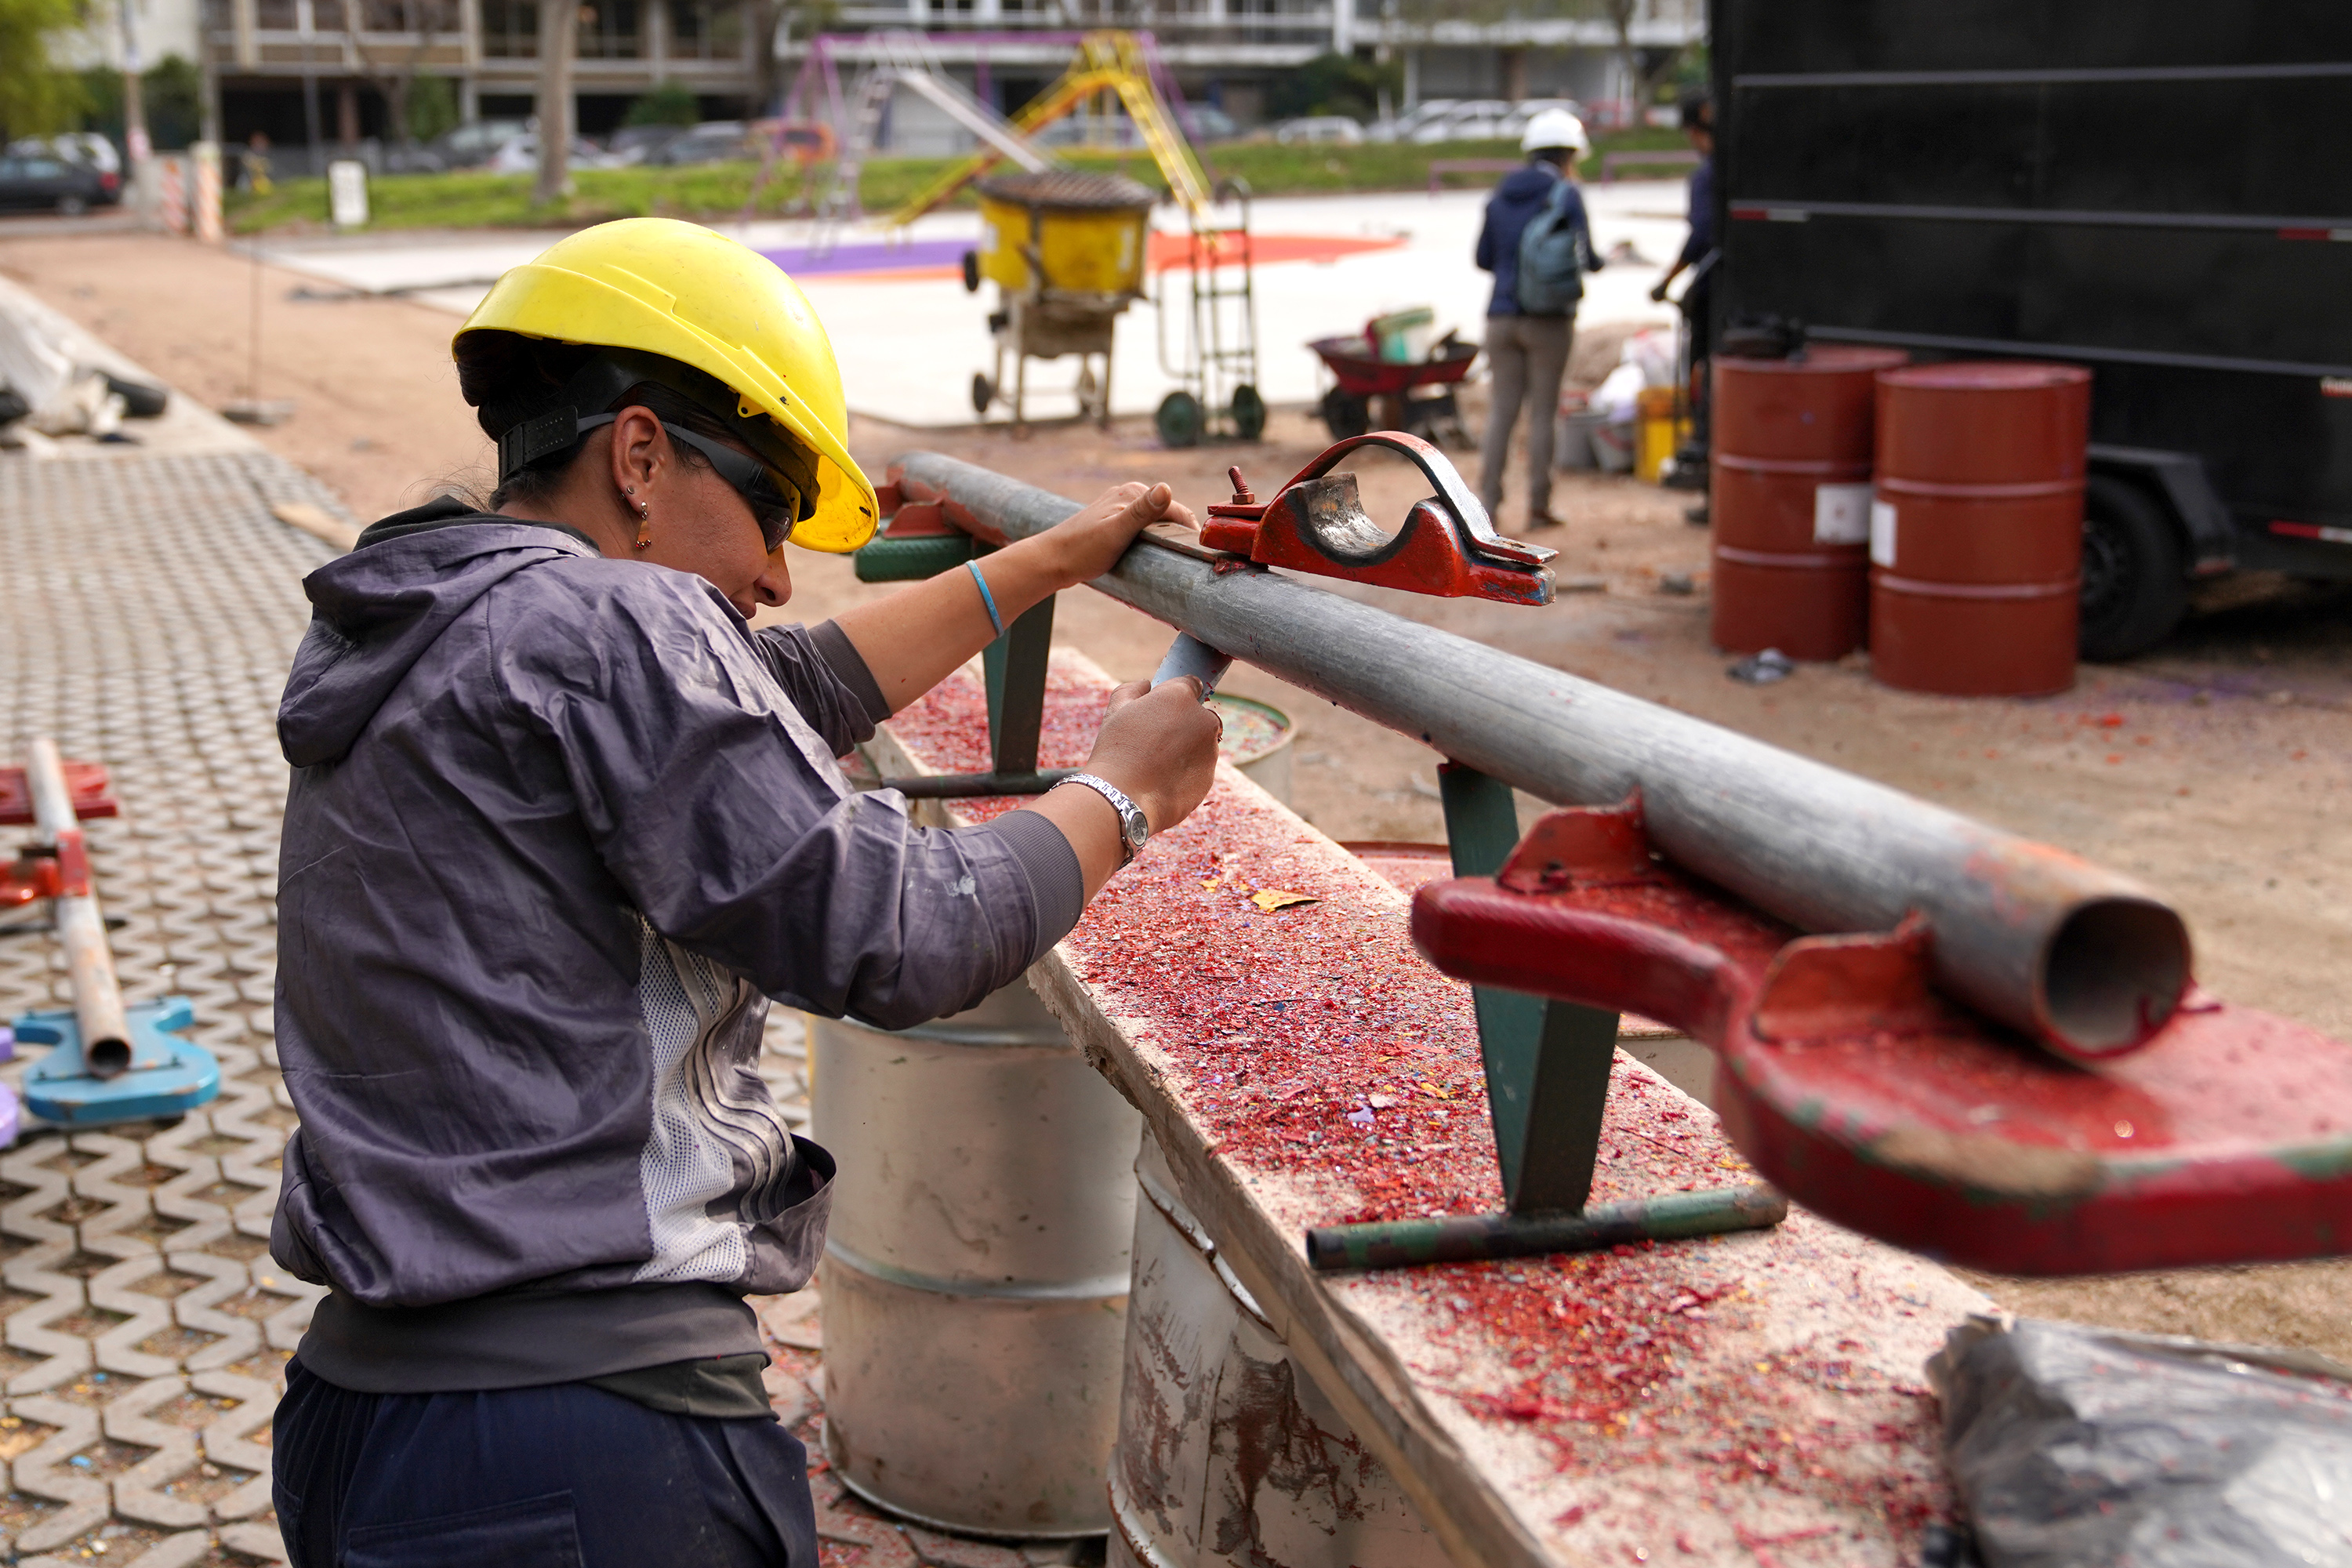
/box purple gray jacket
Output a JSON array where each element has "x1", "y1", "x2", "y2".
[{"x1": 270, "y1": 500, "x2": 1080, "y2": 1391}]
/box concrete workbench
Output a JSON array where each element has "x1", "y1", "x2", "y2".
[{"x1": 864, "y1": 648, "x2": 1990, "y2": 1568}]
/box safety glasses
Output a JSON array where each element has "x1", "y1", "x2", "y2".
[{"x1": 660, "y1": 423, "x2": 802, "y2": 553}]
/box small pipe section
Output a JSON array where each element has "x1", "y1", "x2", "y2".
[
  {"x1": 880, "y1": 768, "x2": 1078, "y2": 799},
  {"x1": 891, "y1": 452, "x2": 2194, "y2": 1062},
  {"x1": 1305, "y1": 1185, "x2": 1791, "y2": 1271},
  {"x1": 25, "y1": 739, "x2": 132, "y2": 1080}
]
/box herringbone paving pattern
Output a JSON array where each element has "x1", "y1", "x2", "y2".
[{"x1": 0, "y1": 448, "x2": 818, "y2": 1566}]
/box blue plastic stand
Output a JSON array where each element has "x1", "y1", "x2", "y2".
[{"x1": 13, "y1": 996, "x2": 220, "y2": 1126}]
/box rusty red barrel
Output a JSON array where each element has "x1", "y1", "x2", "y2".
[
  {"x1": 1869, "y1": 362, "x2": 2091, "y2": 697},
  {"x1": 1710, "y1": 347, "x2": 1910, "y2": 660}
]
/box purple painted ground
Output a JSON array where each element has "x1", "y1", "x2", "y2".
[{"x1": 760, "y1": 239, "x2": 969, "y2": 278}]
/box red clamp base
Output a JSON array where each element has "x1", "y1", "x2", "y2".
[
  {"x1": 1409, "y1": 797, "x2": 2352, "y2": 1277},
  {"x1": 1199, "y1": 433, "x2": 1556, "y2": 604},
  {"x1": 0, "y1": 761, "x2": 115, "y2": 827}
]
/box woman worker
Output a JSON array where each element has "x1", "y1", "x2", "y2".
[{"x1": 266, "y1": 218, "x2": 1222, "y2": 1566}]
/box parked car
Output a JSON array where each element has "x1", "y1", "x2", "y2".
[
  {"x1": 1184, "y1": 105, "x2": 1242, "y2": 143},
  {"x1": 405, "y1": 119, "x2": 528, "y2": 172},
  {"x1": 1273, "y1": 114, "x2": 1364, "y2": 146},
  {"x1": 488, "y1": 132, "x2": 622, "y2": 174},
  {"x1": 1411, "y1": 99, "x2": 1514, "y2": 143},
  {"x1": 606, "y1": 124, "x2": 689, "y2": 165},
  {"x1": 1498, "y1": 98, "x2": 1586, "y2": 140},
  {"x1": 649, "y1": 121, "x2": 756, "y2": 165},
  {"x1": 1367, "y1": 99, "x2": 1457, "y2": 143},
  {"x1": 0, "y1": 153, "x2": 115, "y2": 215},
  {"x1": 1033, "y1": 113, "x2": 1147, "y2": 150}
]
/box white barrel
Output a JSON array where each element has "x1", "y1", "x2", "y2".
[
  {"x1": 811, "y1": 978, "x2": 1142, "y2": 1537},
  {"x1": 1110, "y1": 1134, "x2": 1449, "y2": 1568}
]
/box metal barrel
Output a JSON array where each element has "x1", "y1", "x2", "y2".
[
  {"x1": 1709, "y1": 347, "x2": 1910, "y2": 661},
  {"x1": 811, "y1": 978, "x2": 1142, "y2": 1537},
  {"x1": 893, "y1": 450, "x2": 2188, "y2": 1061},
  {"x1": 1111, "y1": 1134, "x2": 1446, "y2": 1568},
  {"x1": 1868, "y1": 362, "x2": 2092, "y2": 697}
]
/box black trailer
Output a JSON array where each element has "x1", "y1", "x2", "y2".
[{"x1": 1710, "y1": 1, "x2": 2352, "y2": 659}]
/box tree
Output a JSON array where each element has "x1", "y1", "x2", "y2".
[
  {"x1": 625, "y1": 78, "x2": 698, "y2": 127},
  {"x1": 1599, "y1": 0, "x2": 1691, "y2": 122},
  {"x1": 408, "y1": 70, "x2": 458, "y2": 143},
  {"x1": 348, "y1": 0, "x2": 456, "y2": 147},
  {"x1": 0, "y1": 0, "x2": 88, "y2": 140},
  {"x1": 78, "y1": 53, "x2": 201, "y2": 148},
  {"x1": 533, "y1": 0, "x2": 576, "y2": 203},
  {"x1": 1268, "y1": 52, "x2": 1403, "y2": 124}
]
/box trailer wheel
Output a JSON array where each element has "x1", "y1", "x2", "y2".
[
  {"x1": 961, "y1": 250, "x2": 981, "y2": 293},
  {"x1": 2079, "y1": 474, "x2": 2188, "y2": 662},
  {"x1": 971, "y1": 374, "x2": 993, "y2": 415},
  {"x1": 1231, "y1": 384, "x2": 1266, "y2": 441},
  {"x1": 1156, "y1": 391, "x2": 1203, "y2": 448},
  {"x1": 1320, "y1": 388, "x2": 1370, "y2": 441}
]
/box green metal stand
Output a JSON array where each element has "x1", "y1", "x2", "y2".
[
  {"x1": 1305, "y1": 760, "x2": 1786, "y2": 1271},
  {"x1": 856, "y1": 538, "x2": 1075, "y2": 798}
]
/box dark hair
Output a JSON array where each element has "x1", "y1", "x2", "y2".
[
  {"x1": 454, "y1": 329, "x2": 745, "y2": 511},
  {"x1": 1679, "y1": 91, "x2": 1713, "y2": 132},
  {"x1": 1531, "y1": 145, "x2": 1576, "y2": 169}
]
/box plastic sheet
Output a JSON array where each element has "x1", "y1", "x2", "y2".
[{"x1": 1929, "y1": 1315, "x2": 2352, "y2": 1568}]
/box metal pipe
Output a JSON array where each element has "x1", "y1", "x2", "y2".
[
  {"x1": 893, "y1": 452, "x2": 2192, "y2": 1062},
  {"x1": 25, "y1": 739, "x2": 132, "y2": 1078},
  {"x1": 1305, "y1": 1185, "x2": 1790, "y2": 1271}
]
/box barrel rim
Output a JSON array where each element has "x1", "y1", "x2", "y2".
[
  {"x1": 1876, "y1": 360, "x2": 2093, "y2": 392},
  {"x1": 1872, "y1": 571, "x2": 2082, "y2": 601},
  {"x1": 1715, "y1": 543, "x2": 1867, "y2": 569}
]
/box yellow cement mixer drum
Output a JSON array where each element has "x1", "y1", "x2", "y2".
[{"x1": 975, "y1": 170, "x2": 1156, "y2": 298}]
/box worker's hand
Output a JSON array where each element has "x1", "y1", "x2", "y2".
[
  {"x1": 1029, "y1": 482, "x2": 1198, "y2": 590},
  {"x1": 1648, "y1": 279, "x2": 1672, "y2": 303},
  {"x1": 1083, "y1": 676, "x2": 1222, "y2": 835}
]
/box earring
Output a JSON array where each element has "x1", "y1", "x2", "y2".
[{"x1": 633, "y1": 517, "x2": 652, "y2": 550}]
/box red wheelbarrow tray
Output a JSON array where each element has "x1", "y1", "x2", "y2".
[{"x1": 1311, "y1": 334, "x2": 1480, "y2": 399}]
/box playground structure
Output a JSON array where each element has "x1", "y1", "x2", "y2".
[{"x1": 789, "y1": 30, "x2": 1261, "y2": 441}]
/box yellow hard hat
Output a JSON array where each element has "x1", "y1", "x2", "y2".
[{"x1": 456, "y1": 217, "x2": 877, "y2": 553}]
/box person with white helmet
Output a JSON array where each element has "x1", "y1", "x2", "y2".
[
  {"x1": 1474, "y1": 106, "x2": 1602, "y2": 528},
  {"x1": 264, "y1": 217, "x2": 1223, "y2": 1566}
]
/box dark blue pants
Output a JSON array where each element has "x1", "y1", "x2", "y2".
[{"x1": 273, "y1": 1359, "x2": 816, "y2": 1567}]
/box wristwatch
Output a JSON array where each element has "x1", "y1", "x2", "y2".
[{"x1": 1062, "y1": 773, "x2": 1151, "y2": 865}]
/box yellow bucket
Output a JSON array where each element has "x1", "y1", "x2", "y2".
[
  {"x1": 1635, "y1": 385, "x2": 1689, "y2": 484},
  {"x1": 975, "y1": 171, "x2": 1154, "y2": 297}
]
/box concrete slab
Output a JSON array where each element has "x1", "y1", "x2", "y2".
[{"x1": 251, "y1": 185, "x2": 1691, "y2": 429}]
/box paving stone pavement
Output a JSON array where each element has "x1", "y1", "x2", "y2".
[{"x1": 0, "y1": 445, "x2": 1092, "y2": 1568}]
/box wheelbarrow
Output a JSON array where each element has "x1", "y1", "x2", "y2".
[{"x1": 1308, "y1": 331, "x2": 1479, "y2": 448}]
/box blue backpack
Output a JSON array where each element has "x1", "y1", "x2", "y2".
[{"x1": 1515, "y1": 177, "x2": 1591, "y2": 315}]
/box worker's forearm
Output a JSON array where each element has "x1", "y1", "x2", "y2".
[
  {"x1": 830, "y1": 539, "x2": 1068, "y2": 714},
  {"x1": 1018, "y1": 786, "x2": 1126, "y2": 904}
]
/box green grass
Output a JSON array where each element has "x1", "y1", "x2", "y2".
[{"x1": 226, "y1": 127, "x2": 1697, "y2": 236}]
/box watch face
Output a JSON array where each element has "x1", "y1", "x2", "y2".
[{"x1": 1123, "y1": 805, "x2": 1150, "y2": 846}]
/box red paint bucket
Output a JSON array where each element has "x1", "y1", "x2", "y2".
[
  {"x1": 1710, "y1": 347, "x2": 1910, "y2": 661},
  {"x1": 1869, "y1": 362, "x2": 2091, "y2": 697}
]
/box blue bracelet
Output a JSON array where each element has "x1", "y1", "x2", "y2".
[{"x1": 966, "y1": 559, "x2": 1005, "y2": 637}]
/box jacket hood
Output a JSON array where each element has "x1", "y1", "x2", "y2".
[
  {"x1": 1494, "y1": 164, "x2": 1561, "y2": 205},
  {"x1": 278, "y1": 501, "x2": 597, "y2": 768}
]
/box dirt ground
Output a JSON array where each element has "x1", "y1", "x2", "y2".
[{"x1": 8, "y1": 229, "x2": 2351, "y2": 1359}]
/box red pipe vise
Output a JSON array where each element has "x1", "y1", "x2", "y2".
[
  {"x1": 1199, "y1": 432, "x2": 1557, "y2": 604},
  {"x1": 1409, "y1": 795, "x2": 2352, "y2": 1277}
]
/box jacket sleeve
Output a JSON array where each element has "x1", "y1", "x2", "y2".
[
  {"x1": 1475, "y1": 202, "x2": 1498, "y2": 273},
  {"x1": 498, "y1": 570, "x2": 1082, "y2": 1029},
  {"x1": 750, "y1": 621, "x2": 889, "y2": 757}
]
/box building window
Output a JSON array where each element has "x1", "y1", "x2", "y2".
[
  {"x1": 666, "y1": 0, "x2": 742, "y2": 60},
  {"x1": 352, "y1": 0, "x2": 460, "y2": 27},
  {"x1": 201, "y1": 0, "x2": 233, "y2": 30},
  {"x1": 577, "y1": 0, "x2": 641, "y2": 57},
  {"x1": 481, "y1": 0, "x2": 538, "y2": 56},
  {"x1": 256, "y1": 0, "x2": 298, "y2": 29}
]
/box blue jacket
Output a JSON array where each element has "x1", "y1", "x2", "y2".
[
  {"x1": 1475, "y1": 162, "x2": 1600, "y2": 318},
  {"x1": 1677, "y1": 156, "x2": 1715, "y2": 271}
]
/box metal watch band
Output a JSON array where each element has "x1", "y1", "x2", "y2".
[{"x1": 1061, "y1": 772, "x2": 1149, "y2": 863}]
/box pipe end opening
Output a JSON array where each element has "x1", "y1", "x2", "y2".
[
  {"x1": 2042, "y1": 898, "x2": 2191, "y2": 1058},
  {"x1": 88, "y1": 1036, "x2": 132, "y2": 1080}
]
